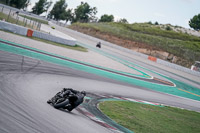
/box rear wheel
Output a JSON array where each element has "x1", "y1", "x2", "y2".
[{"x1": 53, "y1": 99, "x2": 70, "y2": 109}]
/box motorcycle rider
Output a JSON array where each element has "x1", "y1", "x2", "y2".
[
  {"x1": 47, "y1": 88, "x2": 72, "y2": 104},
  {"x1": 65, "y1": 90, "x2": 86, "y2": 111},
  {"x1": 96, "y1": 42, "x2": 101, "y2": 48},
  {"x1": 47, "y1": 88, "x2": 86, "y2": 111}
]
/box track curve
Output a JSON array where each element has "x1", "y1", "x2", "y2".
[
  {"x1": 1, "y1": 49, "x2": 200, "y2": 133},
  {"x1": 1, "y1": 24, "x2": 200, "y2": 132}
]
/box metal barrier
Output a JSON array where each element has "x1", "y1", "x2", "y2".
[
  {"x1": 0, "y1": 21, "x2": 28, "y2": 36},
  {"x1": 0, "y1": 21, "x2": 76, "y2": 46},
  {"x1": 33, "y1": 30, "x2": 76, "y2": 46}
]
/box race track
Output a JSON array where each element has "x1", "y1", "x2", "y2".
[{"x1": 0, "y1": 25, "x2": 200, "y2": 133}]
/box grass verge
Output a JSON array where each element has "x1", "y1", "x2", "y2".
[
  {"x1": 99, "y1": 101, "x2": 200, "y2": 133},
  {"x1": 31, "y1": 36, "x2": 87, "y2": 52},
  {"x1": 0, "y1": 30, "x2": 87, "y2": 52},
  {"x1": 19, "y1": 14, "x2": 48, "y2": 25},
  {"x1": 0, "y1": 12, "x2": 35, "y2": 29}
]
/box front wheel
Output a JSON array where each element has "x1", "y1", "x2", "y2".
[{"x1": 53, "y1": 99, "x2": 69, "y2": 109}]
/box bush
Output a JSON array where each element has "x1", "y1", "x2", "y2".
[
  {"x1": 155, "y1": 21, "x2": 159, "y2": 25},
  {"x1": 147, "y1": 21, "x2": 152, "y2": 25},
  {"x1": 166, "y1": 26, "x2": 172, "y2": 31}
]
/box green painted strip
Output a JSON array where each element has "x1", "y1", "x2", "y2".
[
  {"x1": 78, "y1": 42, "x2": 200, "y2": 101},
  {"x1": 1, "y1": 40, "x2": 200, "y2": 101},
  {"x1": 78, "y1": 42, "x2": 151, "y2": 78},
  {"x1": 0, "y1": 39, "x2": 147, "y2": 79},
  {"x1": 84, "y1": 97, "x2": 91, "y2": 100}
]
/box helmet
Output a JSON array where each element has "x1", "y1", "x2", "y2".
[{"x1": 81, "y1": 91, "x2": 86, "y2": 96}]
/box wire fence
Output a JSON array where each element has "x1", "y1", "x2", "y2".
[{"x1": 0, "y1": 5, "x2": 41, "y2": 30}]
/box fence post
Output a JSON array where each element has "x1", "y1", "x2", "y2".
[
  {"x1": 36, "y1": 21, "x2": 39, "y2": 30},
  {"x1": 1, "y1": 6, "x2": 4, "y2": 13},
  {"x1": 16, "y1": 17, "x2": 19, "y2": 24},
  {"x1": 7, "y1": 9, "x2": 11, "y2": 22},
  {"x1": 15, "y1": 13, "x2": 19, "y2": 23},
  {"x1": 32, "y1": 21, "x2": 34, "y2": 29},
  {"x1": 29, "y1": 18, "x2": 32, "y2": 28},
  {"x1": 24, "y1": 19, "x2": 27, "y2": 27},
  {"x1": 39, "y1": 23, "x2": 41, "y2": 31},
  {"x1": 23, "y1": 16, "x2": 26, "y2": 23},
  {"x1": 16, "y1": 12, "x2": 18, "y2": 19}
]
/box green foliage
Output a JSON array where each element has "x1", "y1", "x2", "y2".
[
  {"x1": 165, "y1": 26, "x2": 172, "y2": 31},
  {"x1": 189, "y1": 14, "x2": 200, "y2": 31},
  {"x1": 117, "y1": 18, "x2": 128, "y2": 24},
  {"x1": 46, "y1": 0, "x2": 53, "y2": 13},
  {"x1": 147, "y1": 21, "x2": 152, "y2": 24},
  {"x1": 49, "y1": 0, "x2": 68, "y2": 20},
  {"x1": 99, "y1": 101, "x2": 200, "y2": 133},
  {"x1": 0, "y1": 0, "x2": 7, "y2": 4},
  {"x1": 70, "y1": 22, "x2": 200, "y2": 62},
  {"x1": 6, "y1": 0, "x2": 30, "y2": 9},
  {"x1": 32, "y1": 0, "x2": 52, "y2": 15},
  {"x1": 99, "y1": 14, "x2": 114, "y2": 22},
  {"x1": 155, "y1": 21, "x2": 159, "y2": 25},
  {"x1": 61, "y1": 9, "x2": 73, "y2": 23},
  {"x1": 73, "y1": 2, "x2": 97, "y2": 23}
]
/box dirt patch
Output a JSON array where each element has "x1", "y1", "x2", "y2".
[{"x1": 70, "y1": 26, "x2": 192, "y2": 68}]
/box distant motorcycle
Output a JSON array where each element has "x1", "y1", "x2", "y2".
[
  {"x1": 96, "y1": 42, "x2": 101, "y2": 48},
  {"x1": 47, "y1": 88, "x2": 86, "y2": 112}
]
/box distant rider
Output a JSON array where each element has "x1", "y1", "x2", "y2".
[{"x1": 96, "y1": 42, "x2": 101, "y2": 48}]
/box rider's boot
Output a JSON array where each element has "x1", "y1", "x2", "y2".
[{"x1": 47, "y1": 99, "x2": 52, "y2": 104}]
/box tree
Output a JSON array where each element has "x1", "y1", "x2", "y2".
[
  {"x1": 72, "y1": 2, "x2": 97, "y2": 23},
  {"x1": 49, "y1": 0, "x2": 68, "y2": 20},
  {"x1": 99, "y1": 14, "x2": 114, "y2": 22},
  {"x1": 155, "y1": 21, "x2": 159, "y2": 25},
  {"x1": 189, "y1": 14, "x2": 200, "y2": 31},
  {"x1": 0, "y1": 0, "x2": 10, "y2": 5},
  {"x1": 61, "y1": 9, "x2": 73, "y2": 23},
  {"x1": 8, "y1": 0, "x2": 30, "y2": 9},
  {"x1": 32, "y1": 0, "x2": 52, "y2": 15},
  {"x1": 0, "y1": 0, "x2": 6, "y2": 4},
  {"x1": 165, "y1": 26, "x2": 172, "y2": 31},
  {"x1": 147, "y1": 21, "x2": 152, "y2": 25},
  {"x1": 45, "y1": 0, "x2": 53, "y2": 15},
  {"x1": 118, "y1": 18, "x2": 128, "y2": 24}
]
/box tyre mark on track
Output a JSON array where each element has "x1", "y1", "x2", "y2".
[{"x1": 0, "y1": 39, "x2": 174, "y2": 86}]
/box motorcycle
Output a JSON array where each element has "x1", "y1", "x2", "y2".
[
  {"x1": 96, "y1": 42, "x2": 101, "y2": 48},
  {"x1": 47, "y1": 93, "x2": 78, "y2": 112}
]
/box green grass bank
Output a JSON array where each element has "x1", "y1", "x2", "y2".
[
  {"x1": 70, "y1": 22, "x2": 200, "y2": 67},
  {"x1": 99, "y1": 101, "x2": 200, "y2": 133}
]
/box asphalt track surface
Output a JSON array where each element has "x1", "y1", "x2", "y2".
[
  {"x1": 1, "y1": 28, "x2": 200, "y2": 132},
  {"x1": 0, "y1": 39, "x2": 173, "y2": 86}
]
